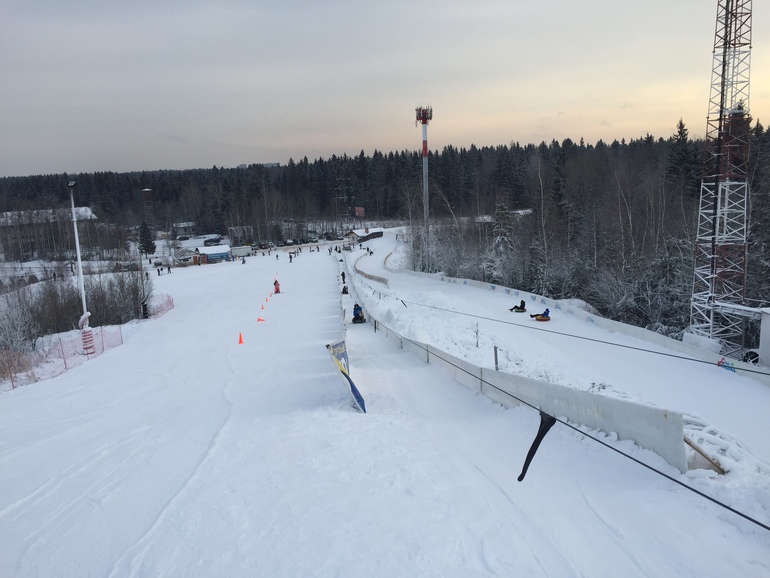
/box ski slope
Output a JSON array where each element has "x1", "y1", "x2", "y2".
[{"x1": 1, "y1": 232, "x2": 768, "y2": 577}]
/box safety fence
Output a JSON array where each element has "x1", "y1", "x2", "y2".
[
  {"x1": 352, "y1": 254, "x2": 388, "y2": 286},
  {"x1": 367, "y1": 313, "x2": 688, "y2": 473},
  {"x1": 348, "y1": 257, "x2": 687, "y2": 473},
  {"x1": 1, "y1": 293, "x2": 175, "y2": 392},
  {"x1": 149, "y1": 293, "x2": 175, "y2": 318},
  {"x1": 1, "y1": 325, "x2": 124, "y2": 392}
]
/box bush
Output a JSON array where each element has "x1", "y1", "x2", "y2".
[{"x1": 1, "y1": 271, "x2": 152, "y2": 349}]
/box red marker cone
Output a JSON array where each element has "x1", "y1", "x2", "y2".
[
  {"x1": 238, "y1": 332, "x2": 244, "y2": 344},
  {"x1": 261, "y1": 304, "x2": 264, "y2": 310},
  {"x1": 257, "y1": 318, "x2": 265, "y2": 323}
]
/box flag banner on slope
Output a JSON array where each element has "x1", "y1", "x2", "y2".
[{"x1": 327, "y1": 340, "x2": 366, "y2": 413}]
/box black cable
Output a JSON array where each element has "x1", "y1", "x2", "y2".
[
  {"x1": 361, "y1": 281, "x2": 770, "y2": 379},
  {"x1": 376, "y1": 323, "x2": 770, "y2": 533}
]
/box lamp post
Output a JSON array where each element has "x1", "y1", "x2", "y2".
[{"x1": 68, "y1": 182, "x2": 93, "y2": 355}]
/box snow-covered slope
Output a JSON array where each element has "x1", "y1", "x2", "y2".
[{"x1": 0, "y1": 234, "x2": 768, "y2": 577}]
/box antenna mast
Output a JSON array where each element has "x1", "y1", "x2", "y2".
[
  {"x1": 690, "y1": 0, "x2": 753, "y2": 357},
  {"x1": 416, "y1": 105, "x2": 432, "y2": 270}
]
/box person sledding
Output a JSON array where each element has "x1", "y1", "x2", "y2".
[
  {"x1": 273, "y1": 279, "x2": 281, "y2": 294},
  {"x1": 530, "y1": 307, "x2": 550, "y2": 321},
  {"x1": 352, "y1": 303, "x2": 366, "y2": 323},
  {"x1": 509, "y1": 299, "x2": 527, "y2": 312}
]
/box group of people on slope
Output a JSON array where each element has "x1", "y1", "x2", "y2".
[
  {"x1": 509, "y1": 298, "x2": 550, "y2": 319},
  {"x1": 339, "y1": 270, "x2": 363, "y2": 322}
]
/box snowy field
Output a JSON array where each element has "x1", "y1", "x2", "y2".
[{"x1": 1, "y1": 231, "x2": 769, "y2": 577}]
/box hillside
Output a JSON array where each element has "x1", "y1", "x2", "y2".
[{"x1": 0, "y1": 232, "x2": 768, "y2": 577}]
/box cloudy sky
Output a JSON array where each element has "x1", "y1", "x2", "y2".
[{"x1": 3, "y1": 0, "x2": 770, "y2": 177}]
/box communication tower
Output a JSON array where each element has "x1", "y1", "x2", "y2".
[
  {"x1": 416, "y1": 105, "x2": 432, "y2": 267},
  {"x1": 690, "y1": 0, "x2": 754, "y2": 357}
]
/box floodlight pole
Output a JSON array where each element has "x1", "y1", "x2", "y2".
[{"x1": 68, "y1": 181, "x2": 89, "y2": 328}]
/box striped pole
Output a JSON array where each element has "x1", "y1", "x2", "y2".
[{"x1": 416, "y1": 106, "x2": 433, "y2": 270}]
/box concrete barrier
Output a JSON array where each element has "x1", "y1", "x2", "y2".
[{"x1": 370, "y1": 317, "x2": 688, "y2": 473}]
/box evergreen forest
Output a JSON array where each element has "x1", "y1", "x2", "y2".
[{"x1": 3, "y1": 119, "x2": 770, "y2": 341}]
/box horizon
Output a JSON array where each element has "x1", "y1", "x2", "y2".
[{"x1": 0, "y1": 131, "x2": 694, "y2": 180}]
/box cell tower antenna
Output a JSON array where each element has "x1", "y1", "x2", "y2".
[
  {"x1": 416, "y1": 105, "x2": 432, "y2": 270},
  {"x1": 690, "y1": 0, "x2": 754, "y2": 358}
]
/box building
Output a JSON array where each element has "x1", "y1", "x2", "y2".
[
  {"x1": 0, "y1": 207, "x2": 97, "y2": 261},
  {"x1": 193, "y1": 244, "x2": 231, "y2": 264},
  {"x1": 347, "y1": 228, "x2": 383, "y2": 245},
  {"x1": 172, "y1": 222, "x2": 196, "y2": 237}
]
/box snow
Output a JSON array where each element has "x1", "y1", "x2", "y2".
[{"x1": 1, "y1": 230, "x2": 769, "y2": 577}]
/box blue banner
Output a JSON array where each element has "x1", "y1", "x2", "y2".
[{"x1": 327, "y1": 340, "x2": 366, "y2": 413}]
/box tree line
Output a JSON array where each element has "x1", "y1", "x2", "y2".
[{"x1": 2, "y1": 118, "x2": 770, "y2": 340}]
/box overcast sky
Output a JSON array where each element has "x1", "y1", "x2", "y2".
[{"x1": 3, "y1": 0, "x2": 770, "y2": 178}]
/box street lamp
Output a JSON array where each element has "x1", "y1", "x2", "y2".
[{"x1": 68, "y1": 181, "x2": 91, "y2": 335}]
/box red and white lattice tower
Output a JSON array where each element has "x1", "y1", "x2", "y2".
[
  {"x1": 690, "y1": 0, "x2": 752, "y2": 358},
  {"x1": 415, "y1": 105, "x2": 433, "y2": 268}
]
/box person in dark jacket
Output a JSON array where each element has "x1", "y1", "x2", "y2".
[
  {"x1": 510, "y1": 299, "x2": 526, "y2": 312},
  {"x1": 352, "y1": 303, "x2": 365, "y2": 323}
]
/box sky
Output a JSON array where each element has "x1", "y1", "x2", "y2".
[
  {"x1": 2, "y1": 1, "x2": 770, "y2": 176},
  {"x1": 1, "y1": 230, "x2": 768, "y2": 576}
]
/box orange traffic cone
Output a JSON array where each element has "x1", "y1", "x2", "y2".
[
  {"x1": 257, "y1": 318, "x2": 265, "y2": 323},
  {"x1": 261, "y1": 304, "x2": 264, "y2": 310},
  {"x1": 238, "y1": 332, "x2": 244, "y2": 344}
]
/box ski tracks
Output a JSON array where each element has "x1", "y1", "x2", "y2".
[
  {"x1": 3, "y1": 426, "x2": 157, "y2": 576},
  {"x1": 107, "y1": 364, "x2": 237, "y2": 578}
]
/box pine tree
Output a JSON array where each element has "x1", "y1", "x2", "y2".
[
  {"x1": 139, "y1": 221, "x2": 156, "y2": 256},
  {"x1": 665, "y1": 119, "x2": 700, "y2": 199}
]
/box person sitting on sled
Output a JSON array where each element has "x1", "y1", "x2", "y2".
[
  {"x1": 352, "y1": 303, "x2": 365, "y2": 323},
  {"x1": 530, "y1": 307, "x2": 549, "y2": 319},
  {"x1": 341, "y1": 285, "x2": 349, "y2": 295},
  {"x1": 273, "y1": 279, "x2": 281, "y2": 294},
  {"x1": 510, "y1": 299, "x2": 526, "y2": 312}
]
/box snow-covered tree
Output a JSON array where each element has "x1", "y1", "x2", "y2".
[{"x1": 481, "y1": 203, "x2": 514, "y2": 283}]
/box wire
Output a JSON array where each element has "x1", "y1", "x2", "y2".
[
  {"x1": 358, "y1": 280, "x2": 770, "y2": 379},
  {"x1": 372, "y1": 320, "x2": 770, "y2": 533}
]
